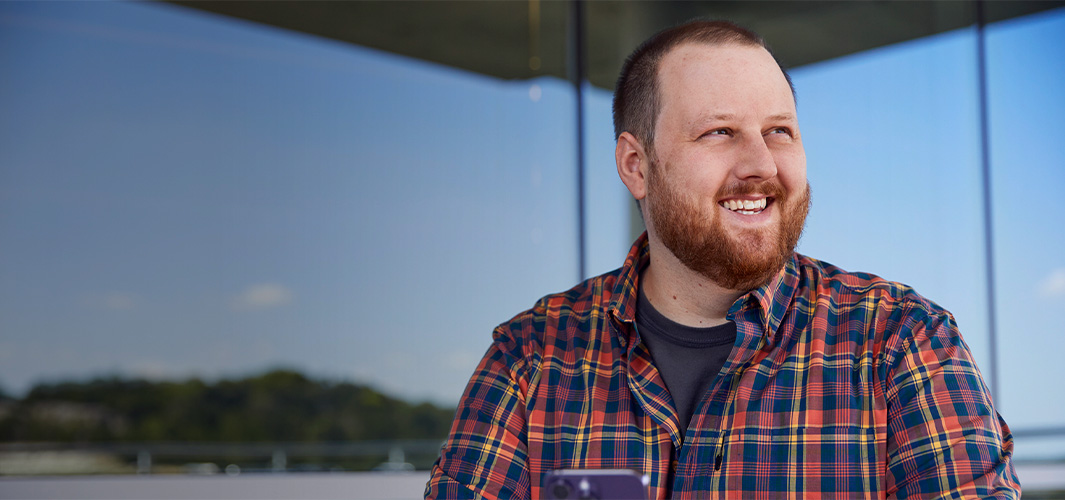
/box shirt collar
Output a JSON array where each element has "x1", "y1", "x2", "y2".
[
  {"x1": 732, "y1": 253, "x2": 801, "y2": 341},
  {"x1": 608, "y1": 232, "x2": 801, "y2": 343},
  {"x1": 608, "y1": 232, "x2": 648, "y2": 330}
]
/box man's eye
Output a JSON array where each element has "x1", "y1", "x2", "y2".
[
  {"x1": 702, "y1": 129, "x2": 730, "y2": 137},
  {"x1": 769, "y1": 127, "x2": 791, "y2": 135}
]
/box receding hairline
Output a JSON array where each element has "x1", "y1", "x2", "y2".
[
  {"x1": 652, "y1": 39, "x2": 786, "y2": 98},
  {"x1": 612, "y1": 19, "x2": 797, "y2": 163},
  {"x1": 648, "y1": 41, "x2": 795, "y2": 144},
  {"x1": 660, "y1": 38, "x2": 776, "y2": 64}
]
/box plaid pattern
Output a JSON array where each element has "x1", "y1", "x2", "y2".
[{"x1": 426, "y1": 234, "x2": 1020, "y2": 499}]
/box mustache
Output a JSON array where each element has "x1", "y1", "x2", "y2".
[{"x1": 716, "y1": 180, "x2": 789, "y2": 201}]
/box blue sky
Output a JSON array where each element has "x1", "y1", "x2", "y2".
[
  {"x1": 1, "y1": 1, "x2": 581, "y2": 406},
  {"x1": 1, "y1": 1, "x2": 1062, "y2": 459}
]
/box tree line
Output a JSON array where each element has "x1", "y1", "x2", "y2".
[{"x1": 0, "y1": 370, "x2": 457, "y2": 443}]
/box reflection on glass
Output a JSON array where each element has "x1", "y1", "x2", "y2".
[
  {"x1": 0, "y1": 1, "x2": 577, "y2": 409},
  {"x1": 2, "y1": 0, "x2": 1063, "y2": 477},
  {"x1": 790, "y1": 29, "x2": 990, "y2": 372},
  {"x1": 583, "y1": 83, "x2": 635, "y2": 278},
  {"x1": 986, "y1": 8, "x2": 1065, "y2": 443}
]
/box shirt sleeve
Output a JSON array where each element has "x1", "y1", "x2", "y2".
[
  {"x1": 882, "y1": 304, "x2": 1021, "y2": 499},
  {"x1": 425, "y1": 330, "x2": 532, "y2": 500}
]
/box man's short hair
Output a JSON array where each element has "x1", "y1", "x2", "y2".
[{"x1": 612, "y1": 20, "x2": 796, "y2": 155}]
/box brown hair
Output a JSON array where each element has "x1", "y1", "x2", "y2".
[{"x1": 612, "y1": 20, "x2": 795, "y2": 155}]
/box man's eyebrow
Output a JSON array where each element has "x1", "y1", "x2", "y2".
[
  {"x1": 692, "y1": 113, "x2": 797, "y2": 126},
  {"x1": 698, "y1": 114, "x2": 737, "y2": 122},
  {"x1": 687, "y1": 114, "x2": 736, "y2": 129}
]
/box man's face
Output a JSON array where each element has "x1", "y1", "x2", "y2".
[{"x1": 644, "y1": 42, "x2": 809, "y2": 291}]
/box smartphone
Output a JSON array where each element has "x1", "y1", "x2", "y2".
[{"x1": 542, "y1": 468, "x2": 650, "y2": 500}]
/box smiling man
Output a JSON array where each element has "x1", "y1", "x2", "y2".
[{"x1": 426, "y1": 20, "x2": 1020, "y2": 499}]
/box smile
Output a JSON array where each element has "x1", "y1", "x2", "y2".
[{"x1": 719, "y1": 197, "x2": 769, "y2": 215}]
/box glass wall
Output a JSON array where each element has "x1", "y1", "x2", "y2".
[
  {"x1": 582, "y1": 82, "x2": 634, "y2": 278},
  {"x1": 1, "y1": 0, "x2": 1063, "y2": 483},
  {"x1": 0, "y1": 1, "x2": 577, "y2": 411},
  {"x1": 581, "y1": 4, "x2": 1065, "y2": 470},
  {"x1": 789, "y1": 29, "x2": 990, "y2": 377},
  {"x1": 986, "y1": 8, "x2": 1065, "y2": 461},
  {"x1": 783, "y1": 6, "x2": 1065, "y2": 464}
]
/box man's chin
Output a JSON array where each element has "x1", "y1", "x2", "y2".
[
  {"x1": 726, "y1": 233, "x2": 775, "y2": 254},
  {"x1": 695, "y1": 237, "x2": 791, "y2": 291},
  {"x1": 700, "y1": 260, "x2": 783, "y2": 292}
]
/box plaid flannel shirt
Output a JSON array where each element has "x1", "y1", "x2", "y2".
[{"x1": 426, "y1": 233, "x2": 1020, "y2": 499}]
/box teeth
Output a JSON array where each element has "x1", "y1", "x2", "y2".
[{"x1": 721, "y1": 197, "x2": 767, "y2": 214}]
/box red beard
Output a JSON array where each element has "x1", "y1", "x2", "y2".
[{"x1": 646, "y1": 161, "x2": 811, "y2": 291}]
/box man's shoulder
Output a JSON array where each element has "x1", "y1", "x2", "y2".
[
  {"x1": 504, "y1": 267, "x2": 625, "y2": 327},
  {"x1": 792, "y1": 253, "x2": 951, "y2": 320},
  {"x1": 492, "y1": 267, "x2": 627, "y2": 348}
]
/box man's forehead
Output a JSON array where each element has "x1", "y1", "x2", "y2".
[
  {"x1": 658, "y1": 42, "x2": 778, "y2": 82},
  {"x1": 656, "y1": 42, "x2": 795, "y2": 116},
  {"x1": 685, "y1": 112, "x2": 797, "y2": 128}
]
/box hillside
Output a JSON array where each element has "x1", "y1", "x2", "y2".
[{"x1": 0, "y1": 370, "x2": 456, "y2": 443}]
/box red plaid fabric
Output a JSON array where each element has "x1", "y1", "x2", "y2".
[{"x1": 426, "y1": 233, "x2": 1020, "y2": 499}]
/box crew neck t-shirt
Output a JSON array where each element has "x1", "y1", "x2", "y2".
[{"x1": 635, "y1": 285, "x2": 737, "y2": 439}]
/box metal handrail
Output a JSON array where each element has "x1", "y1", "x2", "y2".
[{"x1": 0, "y1": 439, "x2": 445, "y2": 457}]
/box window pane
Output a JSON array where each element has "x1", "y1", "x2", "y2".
[
  {"x1": 987, "y1": 8, "x2": 1065, "y2": 441},
  {"x1": 583, "y1": 83, "x2": 636, "y2": 278},
  {"x1": 790, "y1": 29, "x2": 991, "y2": 374},
  {"x1": 0, "y1": 1, "x2": 577, "y2": 408}
]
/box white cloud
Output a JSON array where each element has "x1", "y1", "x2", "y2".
[
  {"x1": 1038, "y1": 268, "x2": 1065, "y2": 298},
  {"x1": 231, "y1": 283, "x2": 293, "y2": 310}
]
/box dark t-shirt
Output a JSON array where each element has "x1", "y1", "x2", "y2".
[{"x1": 635, "y1": 285, "x2": 736, "y2": 439}]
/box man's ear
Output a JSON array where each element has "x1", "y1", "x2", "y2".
[{"x1": 616, "y1": 132, "x2": 650, "y2": 201}]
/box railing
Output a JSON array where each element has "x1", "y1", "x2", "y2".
[
  {"x1": 1011, "y1": 426, "x2": 1065, "y2": 438},
  {"x1": 3, "y1": 438, "x2": 1064, "y2": 496},
  {"x1": 0, "y1": 440, "x2": 445, "y2": 474}
]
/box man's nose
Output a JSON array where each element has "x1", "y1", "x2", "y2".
[{"x1": 733, "y1": 134, "x2": 778, "y2": 180}]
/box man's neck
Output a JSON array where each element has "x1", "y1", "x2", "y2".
[{"x1": 639, "y1": 237, "x2": 745, "y2": 328}]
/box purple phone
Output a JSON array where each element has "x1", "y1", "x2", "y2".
[{"x1": 542, "y1": 469, "x2": 650, "y2": 500}]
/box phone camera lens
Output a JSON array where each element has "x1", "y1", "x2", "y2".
[{"x1": 549, "y1": 482, "x2": 572, "y2": 499}]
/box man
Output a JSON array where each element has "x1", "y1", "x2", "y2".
[{"x1": 426, "y1": 20, "x2": 1020, "y2": 499}]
